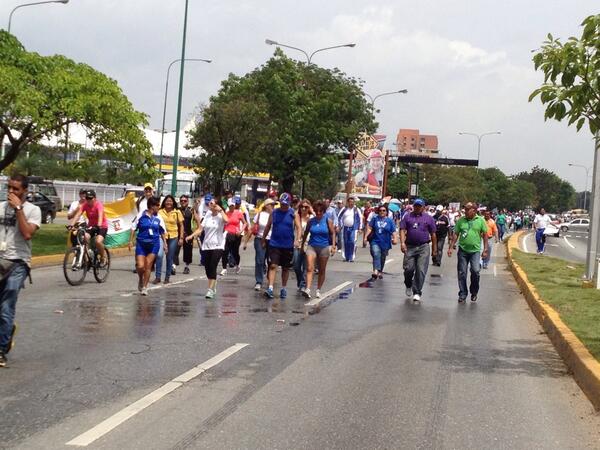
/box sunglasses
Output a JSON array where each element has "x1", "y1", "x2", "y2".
[
  {"x1": 378, "y1": 209, "x2": 387, "y2": 212},
  {"x1": 301, "y1": 205, "x2": 309, "y2": 209}
]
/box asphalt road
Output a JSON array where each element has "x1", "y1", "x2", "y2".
[
  {"x1": 520, "y1": 229, "x2": 588, "y2": 263},
  {"x1": 2, "y1": 240, "x2": 600, "y2": 449}
]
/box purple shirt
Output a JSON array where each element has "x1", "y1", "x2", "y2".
[{"x1": 399, "y1": 212, "x2": 436, "y2": 245}]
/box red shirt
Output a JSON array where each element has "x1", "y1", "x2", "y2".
[
  {"x1": 224, "y1": 209, "x2": 244, "y2": 234},
  {"x1": 81, "y1": 200, "x2": 108, "y2": 228}
]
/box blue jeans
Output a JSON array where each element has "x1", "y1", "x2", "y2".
[
  {"x1": 0, "y1": 263, "x2": 28, "y2": 352},
  {"x1": 535, "y1": 229, "x2": 546, "y2": 253},
  {"x1": 254, "y1": 237, "x2": 267, "y2": 285},
  {"x1": 370, "y1": 242, "x2": 389, "y2": 272},
  {"x1": 481, "y1": 240, "x2": 492, "y2": 267},
  {"x1": 457, "y1": 248, "x2": 481, "y2": 299},
  {"x1": 343, "y1": 226, "x2": 357, "y2": 261},
  {"x1": 293, "y1": 248, "x2": 306, "y2": 288},
  {"x1": 156, "y1": 238, "x2": 178, "y2": 280},
  {"x1": 403, "y1": 243, "x2": 430, "y2": 295},
  {"x1": 498, "y1": 223, "x2": 506, "y2": 240}
]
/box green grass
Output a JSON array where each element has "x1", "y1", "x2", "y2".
[
  {"x1": 32, "y1": 223, "x2": 69, "y2": 257},
  {"x1": 512, "y1": 249, "x2": 600, "y2": 361}
]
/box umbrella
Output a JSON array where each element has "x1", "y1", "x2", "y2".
[
  {"x1": 389, "y1": 198, "x2": 401, "y2": 204},
  {"x1": 388, "y1": 203, "x2": 401, "y2": 212}
]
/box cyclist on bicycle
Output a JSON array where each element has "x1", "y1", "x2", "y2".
[{"x1": 69, "y1": 190, "x2": 108, "y2": 265}]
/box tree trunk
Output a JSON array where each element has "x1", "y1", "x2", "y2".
[{"x1": 280, "y1": 174, "x2": 295, "y2": 194}]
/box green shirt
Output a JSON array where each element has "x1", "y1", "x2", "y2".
[
  {"x1": 455, "y1": 216, "x2": 488, "y2": 253},
  {"x1": 496, "y1": 213, "x2": 506, "y2": 225}
]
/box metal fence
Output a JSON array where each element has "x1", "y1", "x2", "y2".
[{"x1": 54, "y1": 180, "x2": 136, "y2": 209}]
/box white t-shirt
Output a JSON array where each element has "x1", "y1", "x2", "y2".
[
  {"x1": 197, "y1": 200, "x2": 210, "y2": 221},
  {"x1": 254, "y1": 211, "x2": 272, "y2": 239},
  {"x1": 341, "y1": 208, "x2": 356, "y2": 227},
  {"x1": 449, "y1": 212, "x2": 460, "y2": 226},
  {"x1": 534, "y1": 214, "x2": 551, "y2": 229},
  {"x1": 202, "y1": 212, "x2": 226, "y2": 250},
  {"x1": 68, "y1": 200, "x2": 87, "y2": 224},
  {"x1": 0, "y1": 201, "x2": 42, "y2": 264}
]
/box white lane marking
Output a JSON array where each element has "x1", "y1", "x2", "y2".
[
  {"x1": 121, "y1": 276, "x2": 205, "y2": 297},
  {"x1": 522, "y1": 233, "x2": 530, "y2": 253},
  {"x1": 563, "y1": 236, "x2": 575, "y2": 249},
  {"x1": 386, "y1": 258, "x2": 395, "y2": 264},
  {"x1": 66, "y1": 343, "x2": 249, "y2": 447},
  {"x1": 304, "y1": 281, "x2": 353, "y2": 308},
  {"x1": 493, "y1": 264, "x2": 497, "y2": 277}
]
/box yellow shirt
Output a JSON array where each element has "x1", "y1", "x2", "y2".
[{"x1": 159, "y1": 208, "x2": 183, "y2": 239}]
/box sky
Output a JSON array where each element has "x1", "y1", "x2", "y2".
[{"x1": 2, "y1": 0, "x2": 598, "y2": 190}]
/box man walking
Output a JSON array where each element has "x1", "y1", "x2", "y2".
[
  {"x1": 482, "y1": 210, "x2": 498, "y2": 269},
  {"x1": 338, "y1": 197, "x2": 362, "y2": 262},
  {"x1": 432, "y1": 205, "x2": 449, "y2": 266},
  {"x1": 533, "y1": 208, "x2": 552, "y2": 254},
  {"x1": 399, "y1": 198, "x2": 437, "y2": 302},
  {"x1": 0, "y1": 174, "x2": 41, "y2": 367},
  {"x1": 448, "y1": 202, "x2": 488, "y2": 303}
]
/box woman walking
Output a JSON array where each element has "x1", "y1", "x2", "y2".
[
  {"x1": 154, "y1": 195, "x2": 183, "y2": 284},
  {"x1": 363, "y1": 204, "x2": 398, "y2": 279},
  {"x1": 221, "y1": 196, "x2": 248, "y2": 276},
  {"x1": 186, "y1": 199, "x2": 228, "y2": 299},
  {"x1": 244, "y1": 198, "x2": 275, "y2": 291},
  {"x1": 301, "y1": 201, "x2": 336, "y2": 299},
  {"x1": 129, "y1": 197, "x2": 167, "y2": 296},
  {"x1": 294, "y1": 199, "x2": 313, "y2": 291}
]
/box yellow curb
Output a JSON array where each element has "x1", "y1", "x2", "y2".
[
  {"x1": 31, "y1": 246, "x2": 133, "y2": 269},
  {"x1": 507, "y1": 231, "x2": 600, "y2": 410}
]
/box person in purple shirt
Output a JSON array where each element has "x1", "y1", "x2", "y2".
[{"x1": 399, "y1": 198, "x2": 437, "y2": 302}]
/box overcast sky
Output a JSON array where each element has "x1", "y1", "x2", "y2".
[{"x1": 3, "y1": 0, "x2": 597, "y2": 190}]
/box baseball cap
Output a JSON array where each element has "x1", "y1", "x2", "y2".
[
  {"x1": 234, "y1": 195, "x2": 242, "y2": 205},
  {"x1": 227, "y1": 198, "x2": 235, "y2": 207},
  {"x1": 436, "y1": 205, "x2": 443, "y2": 211},
  {"x1": 413, "y1": 198, "x2": 425, "y2": 207},
  {"x1": 204, "y1": 193, "x2": 213, "y2": 204},
  {"x1": 279, "y1": 193, "x2": 291, "y2": 206},
  {"x1": 85, "y1": 189, "x2": 96, "y2": 199},
  {"x1": 144, "y1": 183, "x2": 153, "y2": 190}
]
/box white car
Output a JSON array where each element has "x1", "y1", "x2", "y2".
[
  {"x1": 560, "y1": 218, "x2": 590, "y2": 233},
  {"x1": 543, "y1": 222, "x2": 561, "y2": 237}
]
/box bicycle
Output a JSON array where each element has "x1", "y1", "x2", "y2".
[{"x1": 63, "y1": 224, "x2": 111, "y2": 286}]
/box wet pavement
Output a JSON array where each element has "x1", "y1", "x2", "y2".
[{"x1": 2, "y1": 242, "x2": 600, "y2": 449}]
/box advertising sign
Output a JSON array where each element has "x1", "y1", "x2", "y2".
[{"x1": 349, "y1": 133, "x2": 387, "y2": 198}]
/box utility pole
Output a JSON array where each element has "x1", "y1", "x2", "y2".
[{"x1": 586, "y1": 132, "x2": 600, "y2": 283}]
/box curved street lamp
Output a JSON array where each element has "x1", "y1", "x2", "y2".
[
  {"x1": 159, "y1": 58, "x2": 212, "y2": 173},
  {"x1": 8, "y1": 0, "x2": 69, "y2": 33},
  {"x1": 265, "y1": 39, "x2": 355, "y2": 64},
  {"x1": 458, "y1": 131, "x2": 501, "y2": 166},
  {"x1": 365, "y1": 89, "x2": 408, "y2": 107}
]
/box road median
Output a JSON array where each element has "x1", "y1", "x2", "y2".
[{"x1": 507, "y1": 231, "x2": 600, "y2": 410}]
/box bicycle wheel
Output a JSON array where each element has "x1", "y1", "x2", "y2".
[
  {"x1": 63, "y1": 247, "x2": 88, "y2": 286},
  {"x1": 93, "y1": 248, "x2": 111, "y2": 283}
]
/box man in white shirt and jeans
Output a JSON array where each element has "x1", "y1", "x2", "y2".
[
  {"x1": 0, "y1": 174, "x2": 41, "y2": 367},
  {"x1": 533, "y1": 207, "x2": 552, "y2": 254}
]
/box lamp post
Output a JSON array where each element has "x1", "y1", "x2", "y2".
[
  {"x1": 265, "y1": 39, "x2": 355, "y2": 64},
  {"x1": 569, "y1": 163, "x2": 592, "y2": 210},
  {"x1": 8, "y1": 0, "x2": 68, "y2": 33},
  {"x1": 170, "y1": 0, "x2": 191, "y2": 196},
  {"x1": 458, "y1": 131, "x2": 501, "y2": 166},
  {"x1": 159, "y1": 57, "x2": 211, "y2": 174},
  {"x1": 365, "y1": 89, "x2": 408, "y2": 108}
]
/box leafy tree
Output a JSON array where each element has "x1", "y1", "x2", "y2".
[
  {"x1": 515, "y1": 166, "x2": 575, "y2": 211},
  {"x1": 0, "y1": 31, "x2": 156, "y2": 182},
  {"x1": 505, "y1": 179, "x2": 537, "y2": 211}
]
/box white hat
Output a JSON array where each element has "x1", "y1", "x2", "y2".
[
  {"x1": 436, "y1": 205, "x2": 443, "y2": 211},
  {"x1": 227, "y1": 198, "x2": 235, "y2": 207}
]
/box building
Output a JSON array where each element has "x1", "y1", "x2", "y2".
[{"x1": 396, "y1": 129, "x2": 439, "y2": 157}]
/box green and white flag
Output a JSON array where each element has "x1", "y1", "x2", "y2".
[{"x1": 104, "y1": 193, "x2": 137, "y2": 249}]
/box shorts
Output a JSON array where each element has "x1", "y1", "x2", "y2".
[
  {"x1": 268, "y1": 247, "x2": 294, "y2": 268},
  {"x1": 306, "y1": 245, "x2": 330, "y2": 258},
  {"x1": 88, "y1": 227, "x2": 108, "y2": 238},
  {"x1": 136, "y1": 240, "x2": 160, "y2": 257}
]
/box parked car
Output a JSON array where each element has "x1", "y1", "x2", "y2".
[
  {"x1": 560, "y1": 218, "x2": 590, "y2": 233},
  {"x1": 543, "y1": 222, "x2": 561, "y2": 237},
  {"x1": 26, "y1": 192, "x2": 57, "y2": 224},
  {"x1": 27, "y1": 176, "x2": 63, "y2": 212}
]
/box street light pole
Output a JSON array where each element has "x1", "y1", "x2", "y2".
[
  {"x1": 458, "y1": 131, "x2": 501, "y2": 166},
  {"x1": 365, "y1": 90, "x2": 408, "y2": 107},
  {"x1": 171, "y1": 0, "x2": 190, "y2": 197},
  {"x1": 8, "y1": 0, "x2": 69, "y2": 33},
  {"x1": 568, "y1": 163, "x2": 592, "y2": 210},
  {"x1": 265, "y1": 39, "x2": 356, "y2": 64},
  {"x1": 159, "y1": 58, "x2": 211, "y2": 174}
]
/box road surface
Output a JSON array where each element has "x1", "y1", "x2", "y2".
[
  {"x1": 1, "y1": 241, "x2": 599, "y2": 449},
  {"x1": 519, "y1": 229, "x2": 588, "y2": 263}
]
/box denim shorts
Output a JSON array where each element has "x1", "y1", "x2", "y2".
[{"x1": 306, "y1": 245, "x2": 330, "y2": 258}]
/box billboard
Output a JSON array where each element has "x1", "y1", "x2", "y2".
[{"x1": 348, "y1": 133, "x2": 387, "y2": 198}]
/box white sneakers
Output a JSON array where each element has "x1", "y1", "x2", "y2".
[
  {"x1": 254, "y1": 283, "x2": 261, "y2": 291},
  {"x1": 316, "y1": 289, "x2": 321, "y2": 298},
  {"x1": 302, "y1": 288, "x2": 311, "y2": 299},
  {"x1": 220, "y1": 268, "x2": 227, "y2": 276},
  {"x1": 412, "y1": 294, "x2": 421, "y2": 302}
]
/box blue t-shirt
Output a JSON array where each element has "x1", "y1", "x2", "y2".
[
  {"x1": 269, "y1": 208, "x2": 295, "y2": 249},
  {"x1": 369, "y1": 216, "x2": 396, "y2": 250},
  {"x1": 137, "y1": 212, "x2": 164, "y2": 243},
  {"x1": 308, "y1": 216, "x2": 330, "y2": 248}
]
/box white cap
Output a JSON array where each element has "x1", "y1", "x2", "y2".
[
  {"x1": 227, "y1": 198, "x2": 235, "y2": 207},
  {"x1": 436, "y1": 205, "x2": 443, "y2": 211}
]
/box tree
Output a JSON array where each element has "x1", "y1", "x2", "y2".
[
  {"x1": 0, "y1": 31, "x2": 156, "y2": 182},
  {"x1": 515, "y1": 166, "x2": 575, "y2": 211},
  {"x1": 529, "y1": 14, "x2": 600, "y2": 135}
]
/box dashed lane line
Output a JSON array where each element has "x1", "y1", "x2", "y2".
[
  {"x1": 66, "y1": 343, "x2": 249, "y2": 447},
  {"x1": 120, "y1": 276, "x2": 205, "y2": 297},
  {"x1": 304, "y1": 281, "x2": 353, "y2": 310}
]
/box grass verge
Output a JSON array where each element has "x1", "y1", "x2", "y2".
[
  {"x1": 511, "y1": 249, "x2": 600, "y2": 361},
  {"x1": 32, "y1": 223, "x2": 69, "y2": 257}
]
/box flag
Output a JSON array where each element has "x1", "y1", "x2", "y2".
[
  {"x1": 373, "y1": 134, "x2": 387, "y2": 150},
  {"x1": 104, "y1": 193, "x2": 137, "y2": 249}
]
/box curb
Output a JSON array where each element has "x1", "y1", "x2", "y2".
[
  {"x1": 31, "y1": 246, "x2": 133, "y2": 268},
  {"x1": 507, "y1": 231, "x2": 600, "y2": 410}
]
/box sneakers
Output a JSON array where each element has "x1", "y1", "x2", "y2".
[
  {"x1": 0, "y1": 351, "x2": 6, "y2": 368},
  {"x1": 152, "y1": 278, "x2": 161, "y2": 285},
  {"x1": 138, "y1": 278, "x2": 143, "y2": 292},
  {"x1": 378, "y1": 273, "x2": 383, "y2": 280},
  {"x1": 235, "y1": 265, "x2": 241, "y2": 274},
  {"x1": 141, "y1": 288, "x2": 148, "y2": 296},
  {"x1": 171, "y1": 268, "x2": 176, "y2": 276},
  {"x1": 220, "y1": 268, "x2": 227, "y2": 276},
  {"x1": 264, "y1": 288, "x2": 274, "y2": 299},
  {"x1": 412, "y1": 294, "x2": 421, "y2": 302},
  {"x1": 163, "y1": 278, "x2": 170, "y2": 284},
  {"x1": 280, "y1": 288, "x2": 287, "y2": 300},
  {"x1": 183, "y1": 266, "x2": 190, "y2": 275},
  {"x1": 205, "y1": 288, "x2": 215, "y2": 299},
  {"x1": 371, "y1": 273, "x2": 378, "y2": 280},
  {"x1": 315, "y1": 289, "x2": 321, "y2": 299},
  {"x1": 458, "y1": 298, "x2": 466, "y2": 303},
  {"x1": 254, "y1": 283, "x2": 262, "y2": 291},
  {"x1": 471, "y1": 294, "x2": 478, "y2": 302},
  {"x1": 405, "y1": 287, "x2": 413, "y2": 297},
  {"x1": 302, "y1": 288, "x2": 311, "y2": 299}
]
